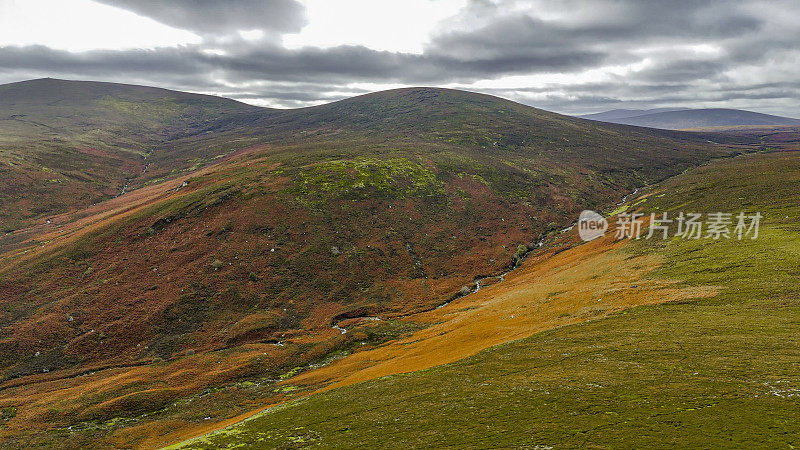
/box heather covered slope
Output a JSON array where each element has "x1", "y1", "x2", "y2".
[
  {"x1": 175, "y1": 150, "x2": 800, "y2": 449},
  {"x1": 0, "y1": 86, "x2": 737, "y2": 447},
  {"x1": 0, "y1": 78, "x2": 260, "y2": 230},
  {"x1": 216, "y1": 87, "x2": 719, "y2": 178},
  {"x1": 0, "y1": 80, "x2": 716, "y2": 231}
]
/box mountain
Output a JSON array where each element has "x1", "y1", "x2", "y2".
[
  {"x1": 0, "y1": 78, "x2": 260, "y2": 231},
  {"x1": 2, "y1": 79, "x2": 730, "y2": 232},
  {"x1": 177, "y1": 150, "x2": 800, "y2": 449},
  {"x1": 580, "y1": 107, "x2": 800, "y2": 129},
  {"x1": 580, "y1": 107, "x2": 689, "y2": 121},
  {"x1": 0, "y1": 81, "x2": 737, "y2": 447}
]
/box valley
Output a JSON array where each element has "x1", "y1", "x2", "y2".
[
  {"x1": 0, "y1": 80, "x2": 797, "y2": 448},
  {"x1": 3, "y1": 0, "x2": 800, "y2": 447},
  {"x1": 172, "y1": 149, "x2": 800, "y2": 449}
]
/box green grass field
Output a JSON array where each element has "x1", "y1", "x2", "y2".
[{"x1": 174, "y1": 151, "x2": 800, "y2": 448}]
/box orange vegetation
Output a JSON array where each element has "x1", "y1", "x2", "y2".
[{"x1": 171, "y1": 221, "x2": 717, "y2": 446}]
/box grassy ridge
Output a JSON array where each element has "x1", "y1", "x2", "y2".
[
  {"x1": 0, "y1": 80, "x2": 723, "y2": 233},
  {"x1": 175, "y1": 151, "x2": 800, "y2": 448},
  {"x1": 0, "y1": 78, "x2": 259, "y2": 230}
]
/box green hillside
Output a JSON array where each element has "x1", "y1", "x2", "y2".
[
  {"x1": 0, "y1": 83, "x2": 738, "y2": 447},
  {"x1": 174, "y1": 150, "x2": 800, "y2": 449},
  {"x1": 0, "y1": 80, "x2": 717, "y2": 233},
  {"x1": 0, "y1": 78, "x2": 259, "y2": 230}
]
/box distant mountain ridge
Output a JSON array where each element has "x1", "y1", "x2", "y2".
[
  {"x1": 580, "y1": 107, "x2": 800, "y2": 129},
  {"x1": 580, "y1": 108, "x2": 690, "y2": 121}
]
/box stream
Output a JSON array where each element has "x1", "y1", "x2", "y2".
[
  {"x1": 329, "y1": 185, "x2": 643, "y2": 334},
  {"x1": 116, "y1": 150, "x2": 153, "y2": 197}
]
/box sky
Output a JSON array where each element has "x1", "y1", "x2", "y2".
[{"x1": 0, "y1": 0, "x2": 798, "y2": 116}]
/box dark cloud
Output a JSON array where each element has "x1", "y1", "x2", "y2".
[
  {"x1": 0, "y1": 40, "x2": 604, "y2": 86},
  {"x1": 635, "y1": 58, "x2": 729, "y2": 84},
  {"x1": 95, "y1": 0, "x2": 307, "y2": 34},
  {"x1": 428, "y1": 15, "x2": 602, "y2": 61},
  {"x1": 427, "y1": 1, "x2": 760, "y2": 57},
  {"x1": 1, "y1": 0, "x2": 798, "y2": 116}
]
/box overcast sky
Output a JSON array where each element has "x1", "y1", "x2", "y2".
[{"x1": 0, "y1": 0, "x2": 798, "y2": 116}]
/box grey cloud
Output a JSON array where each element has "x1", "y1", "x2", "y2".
[
  {"x1": 429, "y1": 15, "x2": 602, "y2": 59},
  {"x1": 429, "y1": 1, "x2": 760, "y2": 56},
  {"x1": 0, "y1": 38, "x2": 604, "y2": 88},
  {"x1": 1, "y1": 0, "x2": 799, "y2": 116},
  {"x1": 426, "y1": 0, "x2": 764, "y2": 71},
  {"x1": 95, "y1": 0, "x2": 307, "y2": 34},
  {"x1": 634, "y1": 59, "x2": 729, "y2": 84}
]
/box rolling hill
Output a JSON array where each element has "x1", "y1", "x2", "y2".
[
  {"x1": 0, "y1": 81, "x2": 740, "y2": 447},
  {"x1": 580, "y1": 107, "x2": 800, "y2": 129},
  {"x1": 175, "y1": 149, "x2": 800, "y2": 449},
  {"x1": 0, "y1": 78, "x2": 260, "y2": 231}
]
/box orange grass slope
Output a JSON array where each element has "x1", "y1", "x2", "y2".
[
  {"x1": 0, "y1": 344, "x2": 285, "y2": 448},
  {"x1": 168, "y1": 218, "x2": 718, "y2": 447},
  {"x1": 288, "y1": 220, "x2": 718, "y2": 391},
  {"x1": 0, "y1": 142, "x2": 268, "y2": 261}
]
